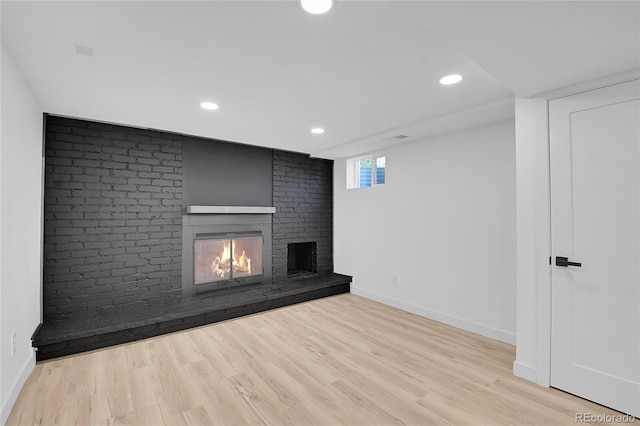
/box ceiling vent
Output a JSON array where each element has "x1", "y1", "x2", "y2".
[
  {"x1": 382, "y1": 134, "x2": 409, "y2": 142},
  {"x1": 74, "y1": 44, "x2": 93, "y2": 57}
]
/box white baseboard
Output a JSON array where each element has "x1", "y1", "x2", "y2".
[
  {"x1": 513, "y1": 360, "x2": 537, "y2": 383},
  {"x1": 351, "y1": 287, "x2": 516, "y2": 345},
  {"x1": 1, "y1": 350, "x2": 35, "y2": 425}
]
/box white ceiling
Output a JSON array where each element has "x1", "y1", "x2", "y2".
[{"x1": 2, "y1": 1, "x2": 638, "y2": 159}]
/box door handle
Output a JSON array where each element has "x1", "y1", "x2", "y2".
[{"x1": 555, "y1": 256, "x2": 582, "y2": 268}]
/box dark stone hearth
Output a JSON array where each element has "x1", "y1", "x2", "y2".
[{"x1": 32, "y1": 274, "x2": 351, "y2": 360}]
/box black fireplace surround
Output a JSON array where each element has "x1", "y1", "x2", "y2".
[{"x1": 42, "y1": 115, "x2": 337, "y2": 323}]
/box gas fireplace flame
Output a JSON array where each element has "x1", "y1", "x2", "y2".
[{"x1": 210, "y1": 240, "x2": 252, "y2": 278}]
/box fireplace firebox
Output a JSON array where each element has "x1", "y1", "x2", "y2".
[
  {"x1": 194, "y1": 233, "x2": 263, "y2": 288},
  {"x1": 182, "y1": 207, "x2": 273, "y2": 297},
  {"x1": 287, "y1": 242, "x2": 317, "y2": 276}
]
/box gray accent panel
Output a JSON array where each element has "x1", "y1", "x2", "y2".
[{"x1": 182, "y1": 138, "x2": 272, "y2": 208}]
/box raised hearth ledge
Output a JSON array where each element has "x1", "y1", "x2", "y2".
[{"x1": 187, "y1": 206, "x2": 276, "y2": 214}]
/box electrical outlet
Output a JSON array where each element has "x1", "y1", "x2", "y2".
[
  {"x1": 392, "y1": 273, "x2": 399, "y2": 287},
  {"x1": 11, "y1": 331, "x2": 17, "y2": 355}
]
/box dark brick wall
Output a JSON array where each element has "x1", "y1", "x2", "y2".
[
  {"x1": 43, "y1": 116, "x2": 183, "y2": 321},
  {"x1": 272, "y1": 151, "x2": 333, "y2": 282},
  {"x1": 43, "y1": 116, "x2": 334, "y2": 322}
]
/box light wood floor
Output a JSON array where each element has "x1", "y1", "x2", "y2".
[{"x1": 8, "y1": 294, "x2": 621, "y2": 425}]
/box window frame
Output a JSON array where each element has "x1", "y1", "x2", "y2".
[{"x1": 347, "y1": 154, "x2": 386, "y2": 189}]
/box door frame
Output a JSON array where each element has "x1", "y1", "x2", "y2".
[{"x1": 513, "y1": 68, "x2": 640, "y2": 388}]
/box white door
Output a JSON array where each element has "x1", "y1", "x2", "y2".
[{"x1": 550, "y1": 79, "x2": 640, "y2": 417}]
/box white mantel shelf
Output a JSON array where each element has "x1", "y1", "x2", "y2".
[{"x1": 186, "y1": 206, "x2": 276, "y2": 214}]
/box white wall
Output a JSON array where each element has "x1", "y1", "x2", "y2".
[
  {"x1": 512, "y1": 96, "x2": 552, "y2": 385},
  {"x1": 0, "y1": 41, "x2": 43, "y2": 424},
  {"x1": 334, "y1": 122, "x2": 517, "y2": 344},
  {"x1": 0, "y1": 5, "x2": 3, "y2": 419}
]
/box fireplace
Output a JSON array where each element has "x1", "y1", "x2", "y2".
[
  {"x1": 287, "y1": 242, "x2": 317, "y2": 276},
  {"x1": 182, "y1": 206, "x2": 274, "y2": 297},
  {"x1": 194, "y1": 233, "x2": 263, "y2": 287}
]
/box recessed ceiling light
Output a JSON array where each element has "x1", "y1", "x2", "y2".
[
  {"x1": 311, "y1": 128, "x2": 325, "y2": 134},
  {"x1": 200, "y1": 101, "x2": 219, "y2": 110},
  {"x1": 301, "y1": 0, "x2": 333, "y2": 15},
  {"x1": 439, "y1": 74, "x2": 463, "y2": 85}
]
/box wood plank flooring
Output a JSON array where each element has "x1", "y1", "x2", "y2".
[{"x1": 8, "y1": 294, "x2": 623, "y2": 425}]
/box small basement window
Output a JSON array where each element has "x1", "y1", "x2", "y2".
[{"x1": 347, "y1": 156, "x2": 386, "y2": 189}]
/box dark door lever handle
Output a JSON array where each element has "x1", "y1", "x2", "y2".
[{"x1": 556, "y1": 256, "x2": 582, "y2": 267}]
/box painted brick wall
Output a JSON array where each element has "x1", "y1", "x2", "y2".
[
  {"x1": 272, "y1": 151, "x2": 333, "y2": 282},
  {"x1": 43, "y1": 116, "x2": 335, "y2": 322},
  {"x1": 43, "y1": 116, "x2": 183, "y2": 321}
]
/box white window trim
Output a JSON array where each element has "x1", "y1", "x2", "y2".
[{"x1": 346, "y1": 155, "x2": 386, "y2": 189}]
